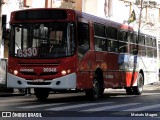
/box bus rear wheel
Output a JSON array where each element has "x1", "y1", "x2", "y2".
[
  {"x1": 85, "y1": 74, "x2": 104, "y2": 100},
  {"x1": 34, "y1": 88, "x2": 50, "y2": 101},
  {"x1": 133, "y1": 73, "x2": 143, "y2": 95},
  {"x1": 126, "y1": 87, "x2": 134, "y2": 95}
]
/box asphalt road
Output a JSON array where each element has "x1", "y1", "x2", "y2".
[{"x1": 0, "y1": 82, "x2": 160, "y2": 120}]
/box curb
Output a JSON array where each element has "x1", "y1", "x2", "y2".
[
  {"x1": 0, "y1": 88, "x2": 35, "y2": 97},
  {"x1": 0, "y1": 92, "x2": 25, "y2": 97}
]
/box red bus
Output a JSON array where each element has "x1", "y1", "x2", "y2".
[{"x1": 7, "y1": 8, "x2": 159, "y2": 100}]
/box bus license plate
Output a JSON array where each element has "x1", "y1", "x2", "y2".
[{"x1": 33, "y1": 79, "x2": 44, "y2": 82}]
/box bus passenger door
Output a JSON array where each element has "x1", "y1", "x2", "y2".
[{"x1": 77, "y1": 22, "x2": 94, "y2": 88}]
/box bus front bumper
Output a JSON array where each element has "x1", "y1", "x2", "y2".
[{"x1": 7, "y1": 73, "x2": 77, "y2": 89}]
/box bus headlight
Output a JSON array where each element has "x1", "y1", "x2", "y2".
[
  {"x1": 14, "y1": 70, "x2": 18, "y2": 75},
  {"x1": 67, "y1": 69, "x2": 71, "y2": 74},
  {"x1": 61, "y1": 70, "x2": 67, "y2": 75}
]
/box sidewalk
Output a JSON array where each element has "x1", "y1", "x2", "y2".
[
  {"x1": 144, "y1": 81, "x2": 160, "y2": 91},
  {"x1": 0, "y1": 88, "x2": 28, "y2": 97}
]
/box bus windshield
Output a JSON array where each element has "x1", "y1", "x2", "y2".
[{"x1": 9, "y1": 22, "x2": 75, "y2": 58}]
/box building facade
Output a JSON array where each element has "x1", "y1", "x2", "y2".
[{"x1": 0, "y1": 0, "x2": 160, "y2": 60}]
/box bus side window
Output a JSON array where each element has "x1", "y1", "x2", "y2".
[
  {"x1": 153, "y1": 38, "x2": 157, "y2": 58},
  {"x1": 107, "y1": 40, "x2": 118, "y2": 52},
  {"x1": 138, "y1": 34, "x2": 146, "y2": 56},
  {"x1": 146, "y1": 36, "x2": 153, "y2": 57},
  {"x1": 129, "y1": 33, "x2": 138, "y2": 55},
  {"x1": 107, "y1": 27, "x2": 118, "y2": 52},
  {"x1": 94, "y1": 23, "x2": 106, "y2": 51},
  {"x1": 118, "y1": 30, "x2": 128, "y2": 53},
  {"x1": 119, "y1": 42, "x2": 128, "y2": 53},
  {"x1": 78, "y1": 22, "x2": 90, "y2": 58},
  {"x1": 107, "y1": 27, "x2": 117, "y2": 40}
]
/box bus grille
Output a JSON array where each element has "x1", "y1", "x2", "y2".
[
  {"x1": 20, "y1": 72, "x2": 58, "y2": 76},
  {"x1": 27, "y1": 82, "x2": 51, "y2": 85}
]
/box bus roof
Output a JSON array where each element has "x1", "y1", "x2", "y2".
[
  {"x1": 10, "y1": 8, "x2": 134, "y2": 31},
  {"x1": 75, "y1": 10, "x2": 134, "y2": 31}
]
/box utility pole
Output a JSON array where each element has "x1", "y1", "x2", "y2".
[
  {"x1": 0, "y1": 1, "x2": 2, "y2": 58},
  {"x1": 138, "y1": 0, "x2": 143, "y2": 32},
  {"x1": 137, "y1": 0, "x2": 143, "y2": 55}
]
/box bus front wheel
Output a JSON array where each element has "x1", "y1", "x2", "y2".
[{"x1": 34, "y1": 88, "x2": 50, "y2": 100}]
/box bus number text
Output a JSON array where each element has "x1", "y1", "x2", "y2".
[
  {"x1": 43, "y1": 68, "x2": 57, "y2": 72},
  {"x1": 17, "y1": 48, "x2": 38, "y2": 57}
]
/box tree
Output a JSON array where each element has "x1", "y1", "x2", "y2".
[{"x1": 59, "y1": 1, "x2": 75, "y2": 9}]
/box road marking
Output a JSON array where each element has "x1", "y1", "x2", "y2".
[
  {"x1": 113, "y1": 104, "x2": 160, "y2": 116},
  {"x1": 0, "y1": 102, "x2": 35, "y2": 107},
  {"x1": 122, "y1": 104, "x2": 160, "y2": 111},
  {"x1": 0, "y1": 98, "x2": 35, "y2": 107},
  {"x1": 18, "y1": 103, "x2": 68, "y2": 109},
  {"x1": 142, "y1": 93, "x2": 160, "y2": 95},
  {"x1": 0, "y1": 98, "x2": 34, "y2": 103},
  {"x1": 46, "y1": 102, "x2": 114, "y2": 111},
  {"x1": 82, "y1": 103, "x2": 140, "y2": 112}
]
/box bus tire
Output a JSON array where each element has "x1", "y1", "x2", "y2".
[
  {"x1": 125, "y1": 87, "x2": 134, "y2": 95},
  {"x1": 34, "y1": 88, "x2": 50, "y2": 101},
  {"x1": 133, "y1": 73, "x2": 143, "y2": 95},
  {"x1": 85, "y1": 74, "x2": 103, "y2": 100}
]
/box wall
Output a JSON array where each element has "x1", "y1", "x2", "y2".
[
  {"x1": 82, "y1": 0, "x2": 130, "y2": 22},
  {"x1": 82, "y1": 0, "x2": 98, "y2": 16}
]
